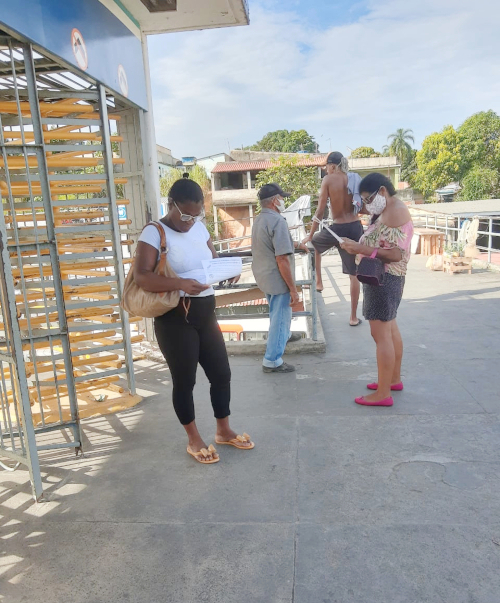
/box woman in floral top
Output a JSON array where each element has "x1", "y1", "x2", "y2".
[{"x1": 340, "y1": 173, "x2": 413, "y2": 407}]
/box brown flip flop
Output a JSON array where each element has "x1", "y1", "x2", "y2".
[
  {"x1": 215, "y1": 433, "x2": 255, "y2": 450},
  {"x1": 187, "y1": 444, "x2": 220, "y2": 464}
]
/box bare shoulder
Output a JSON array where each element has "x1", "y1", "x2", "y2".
[{"x1": 382, "y1": 200, "x2": 412, "y2": 228}]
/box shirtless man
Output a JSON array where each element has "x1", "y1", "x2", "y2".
[{"x1": 302, "y1": 151, "x2": 363, "y2": 326}]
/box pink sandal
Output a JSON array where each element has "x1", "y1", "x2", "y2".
[
  {"x1": 355, "y1": 395, "x2": 394, "y2": 407},
  {"x1": 367, "y1": 382, "x2": 403, "y2": 391}
]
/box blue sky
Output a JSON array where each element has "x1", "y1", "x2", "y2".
[{"x1": 148, "y1": 0, "x2": 500, "y2": 159}]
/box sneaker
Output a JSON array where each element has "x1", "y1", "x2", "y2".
[
  {"x1": 287, "y1": 333, "x2": 302, "y2": 343},
  {"x1": 262, "y1": 362, "x2": 296, "y2": 374}
]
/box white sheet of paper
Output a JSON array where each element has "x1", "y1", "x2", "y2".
[
  {"x1": 201, "y1": 257, "x2": 242, "y2": 285},
  {"x1": 181, "y1": 268, "x2": 208, "y2": 284}
]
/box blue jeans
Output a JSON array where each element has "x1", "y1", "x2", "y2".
[{"x1": 263, "y1": 292, "x2": 292, "y2": 368}]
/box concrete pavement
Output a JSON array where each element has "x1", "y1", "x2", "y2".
[{"x1": 1, "y1": 254, "x2": 500, "y2": 603}]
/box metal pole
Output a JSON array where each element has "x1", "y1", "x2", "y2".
[
  {"x1": 214, "y1": 205, "x2": 219, "y2": 239},
  {"x1": 98, "y1": 84, "x2": 136, "y2": 394},
  {"x1": 23, "y1": 44, "x2": 81, "y2": 453},
  {"x1": 0, "y1": 206, "x2": 43, "y2": 499},
  {"x1": 310, "y1": 252, "x2": 318, "y2": 341},
  {"x1": 488, "y1": 218, "x2": 493, "y2": 264}
]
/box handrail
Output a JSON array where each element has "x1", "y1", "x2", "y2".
[
  {"x1": 409, "y1": 208, "x2": 500, "y2": 264},
  {"x1": 214, "y1": 250, "x2": 318, "y2": 341}
]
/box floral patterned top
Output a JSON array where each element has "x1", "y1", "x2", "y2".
[{"x1": 358, "y1": 218, "x2": 414, "y2": 277}]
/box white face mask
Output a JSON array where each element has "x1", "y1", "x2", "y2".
[
  {"x1": 365, "y1": 192, "x2": 387, "y2": 215},
  {"x1": 275, "y1": 197, "x2": 286, "y2": 213}
]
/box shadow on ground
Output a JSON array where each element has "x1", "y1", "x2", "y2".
[{"x1": 1, "y1": 256, "x2": 500, "y2": 603}]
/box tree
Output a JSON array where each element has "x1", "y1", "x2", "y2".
[
  {"x1": 249, "y1": 129, "x2": 317, "y2": 153},
  {"x1": 458, "y1": 110, "x2": 500, "y2": 171},
  {"x1": 350, "y1": 146, "x2": 381, "y2": 158},
  {"x1": 387, "y1": 128, "x2": 414, "y2": 163},
  {"x1": 159, "y1": 168, "x2": 183, "y2": 197},
  {"x1": 401, "y1": 148, "x2": 417, "y2": 183},
  {"x1": 458, "y1": 166, "x2": 500, "y2": 201},
  {"x1": 255, "y1": 155, "x2": 320, "y2": 206},
  {"x1": 189, "y1": 165, "x2": 211, "y2": 193},
  {"x1": 413, "y1": 126, "x2": 468, "y2": 199},
  {"x1": 159, "y1": 164, "x2": 211, "y2": 197}
]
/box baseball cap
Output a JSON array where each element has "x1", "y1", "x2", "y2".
[
  {"x1": 257, "y1": 183, "x2": 291, "y2": 200},
  {"x1": 326, "y1": 151, "x2": 344, "y2": 165}
]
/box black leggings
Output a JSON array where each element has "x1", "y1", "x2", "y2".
[{"x1": 154, "y1": 295, "x2": 231, "y2": 425}]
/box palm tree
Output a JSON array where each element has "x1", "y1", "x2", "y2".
[{"x1": 387, "y1": 128, "x2": 414, "y2": 163}]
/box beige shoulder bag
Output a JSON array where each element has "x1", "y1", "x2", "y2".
[{"x1": 121, "y1": 221, "x2": 180, "y2": 318}]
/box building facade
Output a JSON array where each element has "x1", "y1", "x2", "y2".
[{"x1": 210, "y1": 151, "x2": 401, "y2": 243}]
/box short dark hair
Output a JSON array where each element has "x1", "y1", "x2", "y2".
[
  {"x1": 359, "y1": 173, "x2": 396, "y2": 196},
  {"x1": 169, "y1": 179, "x2": 204, "y2": 205}
]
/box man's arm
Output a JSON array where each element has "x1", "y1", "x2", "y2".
[
  {"x1": 304, "y1": 177, "x2": 329, "y2": 242},
  {"x1": 276, "y1": 255, "x2": 300, "y2": 306}
]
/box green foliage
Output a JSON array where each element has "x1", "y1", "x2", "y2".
[
  {"x1": 387, "y1": 128, "x2": 415, "y2": 163},
  {"x1": 159, "y1": 168, "x2": 184, "y2": 197},
  {"x1": 458, "y1": 166, "x2": 500, "y2": 201},
  {"x1": 350, "y1": 146, "x2": 381, "y2": 158},
  {"x1": 458, "y1": 110, "x2": 500, "y2": 171},
  {"x1": 189, "y1": 165, "x2": 211, "y2": 193},
  {"x1": 413, "y1": 126, "x2": 468, "y2": 199},
  {"x1": 444, "y1": 241, "x2": 465, "y2": 256},
  {"x1": 159, "y1": 164, "x2": 211, "y2": 198},
  {"x1": 412, "y1": 112, "x2": 500, "y2": 199},
  {"x1": 401, "y1": 148, "x2": 417, "y2": 183},
  {"x1": 255, "y1": 155, "x2": 320, "y2": 206},
  {"x1": 248, "y1": 129, "x2": 317, "y2": 153}
]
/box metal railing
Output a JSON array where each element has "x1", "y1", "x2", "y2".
[
  {"x1": 410, "y1": 207, "x2": 500, "y2": 264},
  {"x1": 213, "y1": 234, "x2": 252, "y2": 254},
  {"x1": 216, "y1": 249, "x2": 319, "y2": 341}
]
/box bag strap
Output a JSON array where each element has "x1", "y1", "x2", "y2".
[
  {"x1": 370, "y1": 248, "x2": 378, "y2": 259},
  {"x1": 148, "y1": 221, "x2": 167, "y2": 253},
  {"x1": 139, "y1": 221, "x2": 168, "y2": 273},
  {"x1": 312, "y1": 216, "x2": 344, "y2": 244}
]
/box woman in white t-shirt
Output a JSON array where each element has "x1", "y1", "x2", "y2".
[{"x1": 134, "y1": 179, "x2": 254, "y2": 464}]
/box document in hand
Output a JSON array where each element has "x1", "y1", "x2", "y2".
[{"x1": 201, "y1": 257, "x2": 242, "y2": 285}]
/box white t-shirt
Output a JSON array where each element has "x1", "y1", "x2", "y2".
[{"x1": 138, "y1": 221, "x2": 215, "y2": 297}]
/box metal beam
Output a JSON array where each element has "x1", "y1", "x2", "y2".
[{"x1": 98, "y1": 84, "x2": 136, "y2": 395}]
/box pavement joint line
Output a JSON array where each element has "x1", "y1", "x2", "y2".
[
  {"x1": 291, "y1": 417, "x2": 300, "y2": 603},
  {"x1": 233, "y1": 411, "x2": 493, "y2": 418},
  {"x1": 10, "y1": 519, "x2": 500, "y2": 528}
]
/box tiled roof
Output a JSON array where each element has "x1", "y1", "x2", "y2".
[{"x1": 212, "y1": 155, "x2": 328, "y2": 173}]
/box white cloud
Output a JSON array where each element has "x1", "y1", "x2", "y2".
[{"x1": 148, "y1": 0, "x2": 500, "y2": 157}]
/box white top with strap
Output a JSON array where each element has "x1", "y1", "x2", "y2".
[{"x1": 138, "y1": 221, "x2": 215, "y2": 298}]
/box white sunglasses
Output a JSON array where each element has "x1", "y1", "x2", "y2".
[{"x1": 173, "y1": 201, "x2": 205, "y2": 223}]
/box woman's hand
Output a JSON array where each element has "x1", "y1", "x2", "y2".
[
  {"x1": 227, "y1": 275, "x2": 240, "y2": 284},
  {"x1": 181, "y1": 279, "x2": 210, "y2": 295},
  {"x1": 340, "y1": 238, "x2": 363, "y2": 255},
  {"x1": 301, "y1": 236, "x2": 312, "y2": 246}
]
